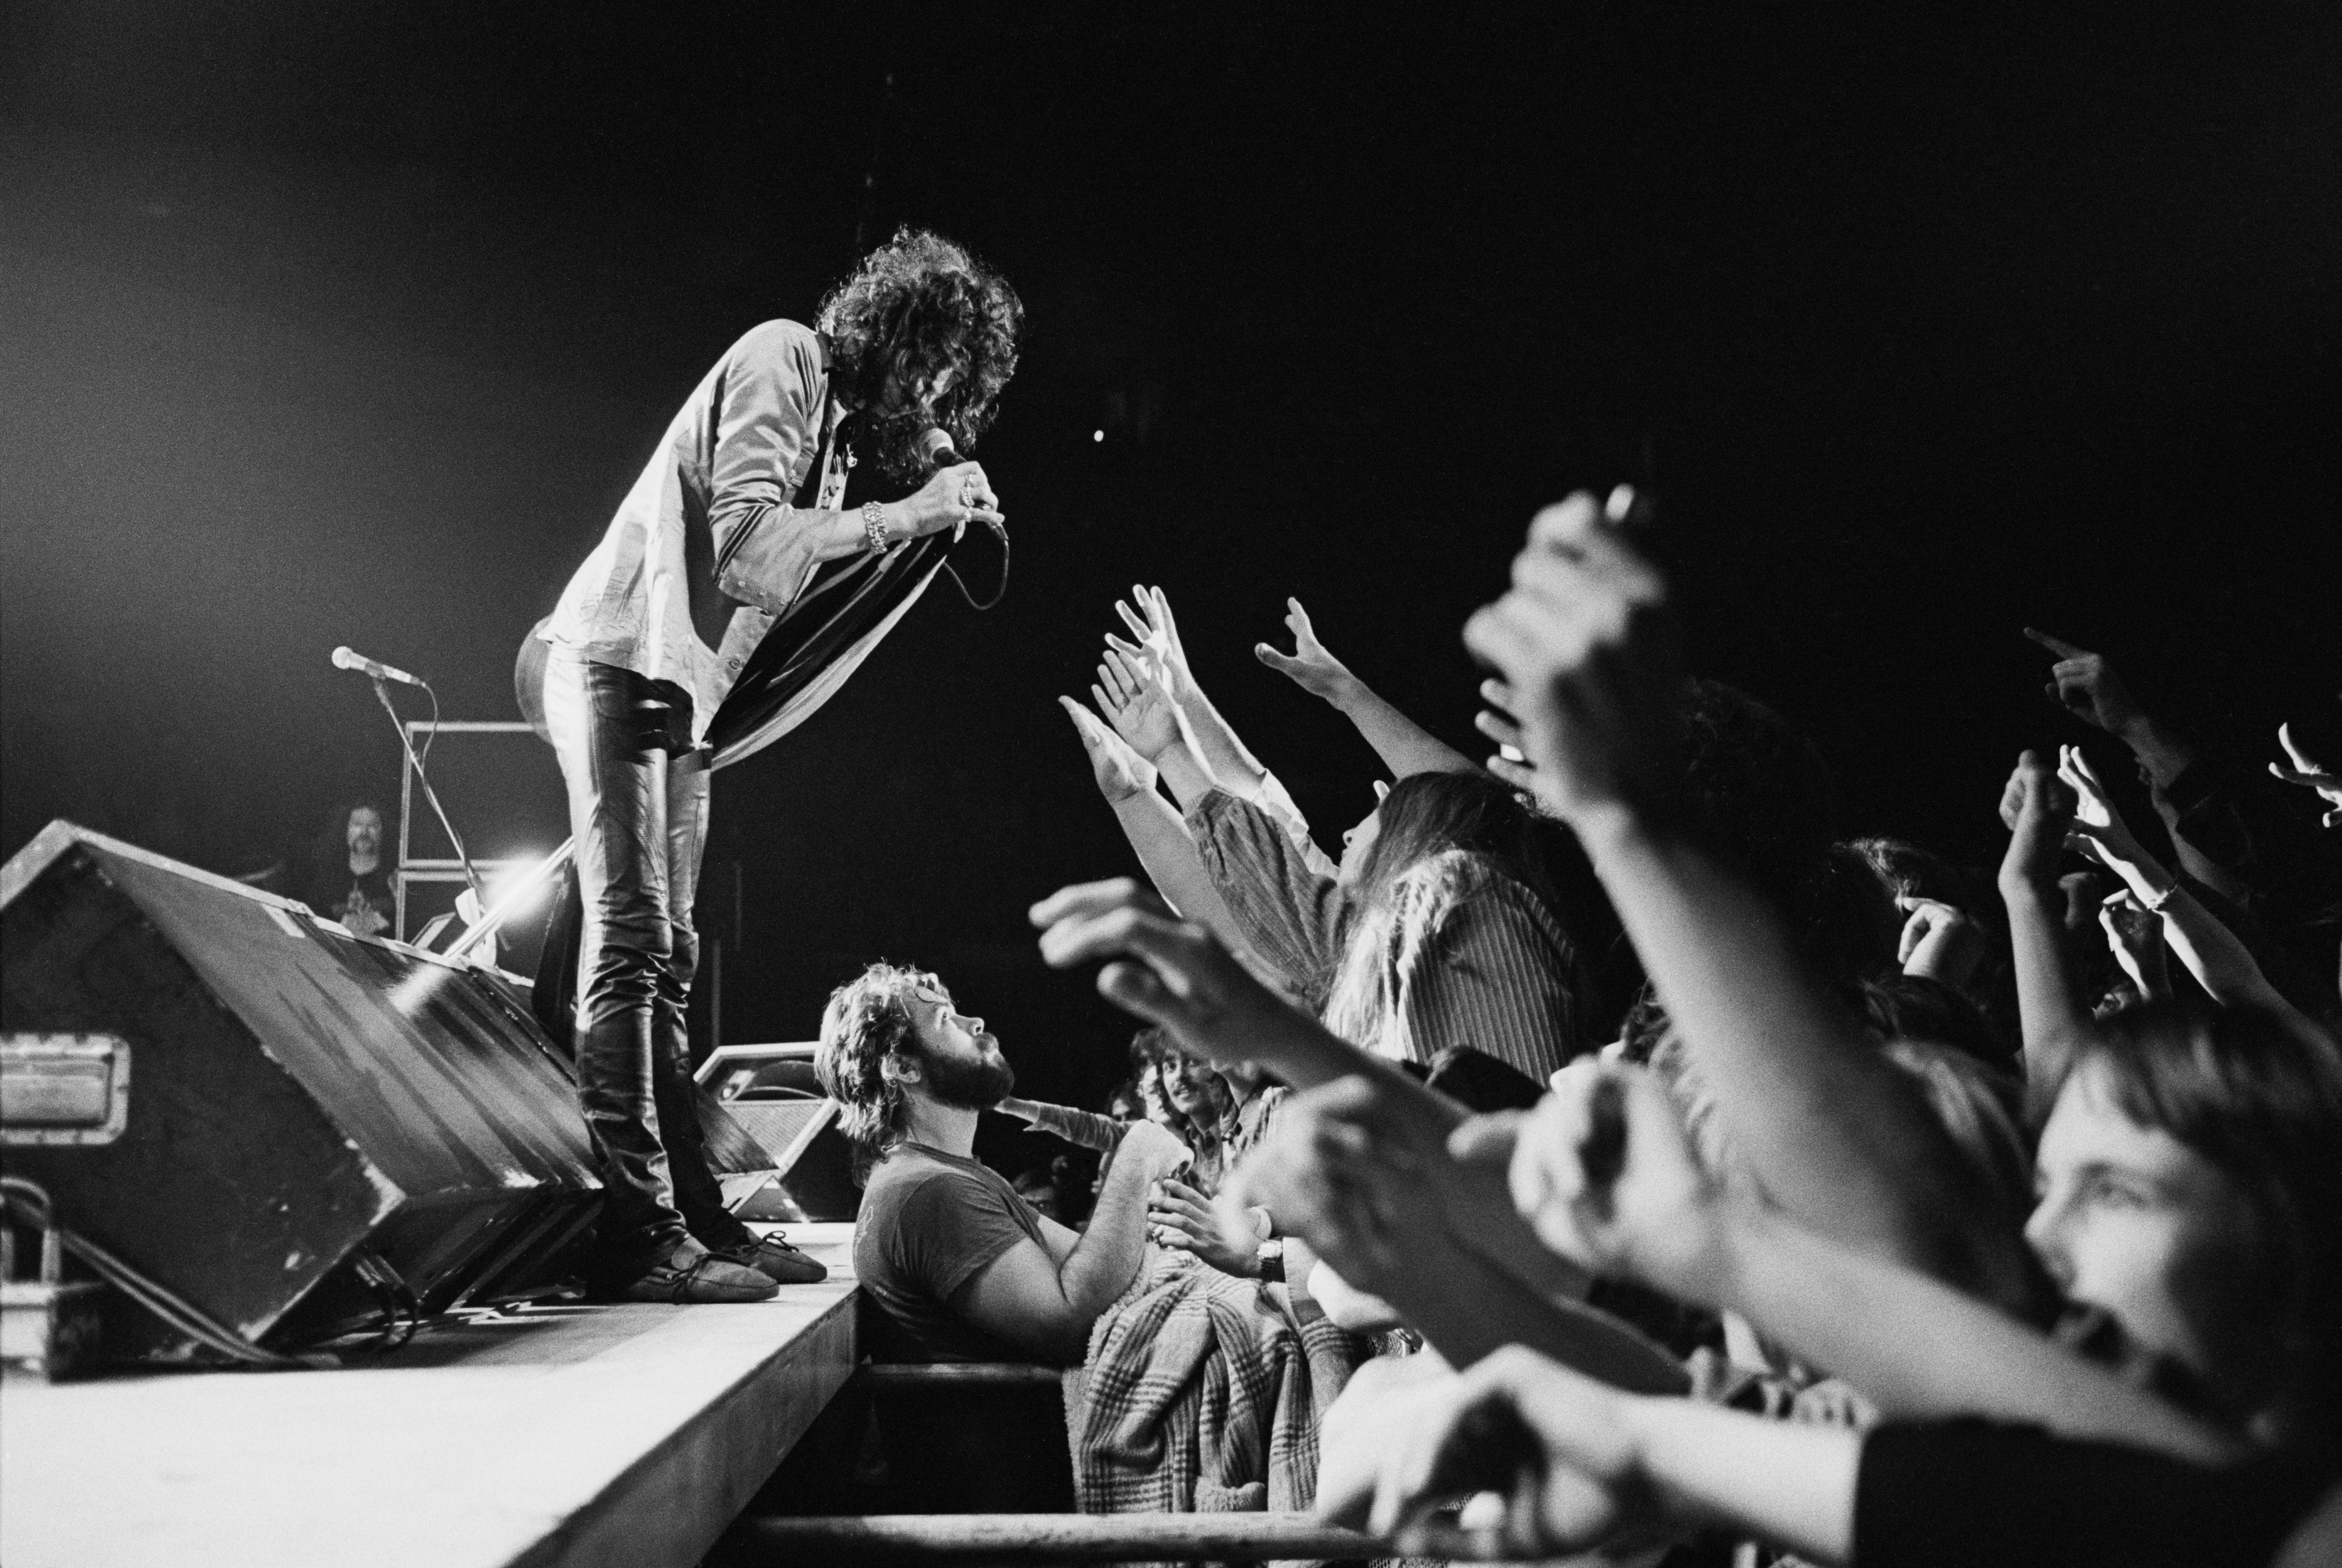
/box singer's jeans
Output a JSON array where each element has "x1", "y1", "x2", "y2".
[{"x1": 541, "y1": 649, "x2": 752, "y2": 1274}]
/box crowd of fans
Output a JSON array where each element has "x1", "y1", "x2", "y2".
[{"x1": 812, "y1": 485, "x2": 2342, "y2": 1566}]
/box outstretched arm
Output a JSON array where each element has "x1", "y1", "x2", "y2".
[
  {"x1": 1255, "y1": 597, "x2": 1481, "y2": 779},
  {"x1": 1995, "y1": 750, "x2": 2094, "y2": 1088},
  {"x1": 1028, "y1": 878, "x2": 1642, "y2": 1331},
  {"x1": 954, "y1": 1119, "x2": 1192, "y2": 1363},
  {"x1": 1464, "y1": 489, "x2": 2027, "y2": 1301},
  {"x1": 1093, "y1": 649, "x2": 1220, "y2": 807},
  {"x1": 1058, "y1": 695, "x2": 1255, "y2": 954},
  {"x1": 710, "y1": 338, "x2": 1003, "y2": 612},
  {"x1": 1479, "y1": 1059, "x2": 2238, "y2": 1465},
  {"x1": 2060, "y1": 745, "x2": 2325, "y2": 1039},
  {"x1": 1107, "y1": 585, "x2": 1283, "y2": 805},
  {"x1": 1322, "y1": 1345, "x2": 1861, "y2": 1564},
  {"x1": 1232, "y1": 1074, "x2": 1684, "y2": 1391}
]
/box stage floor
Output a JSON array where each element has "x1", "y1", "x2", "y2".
[{"x1": 0, "y1": 1222, "x2": 861, "y2": 1568}]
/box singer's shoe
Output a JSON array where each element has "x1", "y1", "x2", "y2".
[
  {"x1": 714, "y1": 1231, "x2": 829, "y2": 1286},
  {"x1": 619, "y1": 1238, "x2": 778, "y2": 1304}
]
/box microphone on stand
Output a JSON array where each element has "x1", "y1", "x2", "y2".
[
  {"x1": 332, "y1": 646, "x2": 426, "y2": 688},
  {"x1": 331, "y1": 644, "x2": 486, "y2": 911}
]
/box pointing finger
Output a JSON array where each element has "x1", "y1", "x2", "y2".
[
  {"x1": 1028, "y1": 875, "x2": 1158, "y2": 929},
  {"x1": 2024, "y1": 627, "x2": 2090, "y2": 659},
  {"x1": 1474, "y1": 708, "x2": 1524, "y2": 748},
  {"x1": 1487, "y1": 753, "x2": 1537, "y2": 792},
  {"x1": 2278, "y1": 722, "x2": 2327, "y2": 775}
]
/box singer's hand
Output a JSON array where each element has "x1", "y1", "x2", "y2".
[{"x1": 893, "y1": 461, "x2": 1003, "y2": 541}]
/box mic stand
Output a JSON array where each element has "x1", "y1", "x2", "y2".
[{"x1": 371, "y1": 676, "x2": 484, "y2": 906}]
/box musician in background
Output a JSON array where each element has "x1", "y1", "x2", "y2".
[
  {"x1": 304, "y1": 800, "x2": 396, "y2": 939},
  {"x1": 523, "y1": 228, "x2": 1023, "y2": 1304}
]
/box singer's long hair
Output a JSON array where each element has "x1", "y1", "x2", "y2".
[{"x1": 818, "y1": 227, "x2": 1023, "y2": 482}]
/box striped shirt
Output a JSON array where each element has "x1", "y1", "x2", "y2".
[{"x1": 1186, "y1": 787, "x2": 1591, "y2": 1083}]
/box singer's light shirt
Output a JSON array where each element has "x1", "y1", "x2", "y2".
[{"x1": 541, "y1": 319, "x2": 931, "y2": 754}]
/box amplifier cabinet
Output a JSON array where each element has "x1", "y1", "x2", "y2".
[{"x1": 0, "y1": 822, "x2": 602, "y2": 1356}]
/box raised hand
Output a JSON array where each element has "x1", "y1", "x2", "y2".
[
  {"x1": 1460, "y1": 488, "x2": 1677, "y2": 827},
  {"x1": 2022, "y1": 627, "x2": 2151, "y2": 738},
  {"x1": 1226, "y1": 1077, "x2": 1445, "y2": 1292},
  {"x1": 1253, "y1": 598, "x2": 1359, "y2": 705},
  {"x1": 1092, "y1": 648, "x2": 1187, "y2": 763},
  {"x1": 1030, "y1": 878, "x2": 1306, "y2": 1074},
  {"x1": 1465, "y1": 1060, "x2": 1722, "y2": 1300},
  {"x1": 2271, "y1": 721, "x2": 2342, "y2": 828},
  {"x1": 1105, "y1": 584, "x2": 1195, "y2": 700},
  {"x1": 1996, "y1": 749, "x2": 2076, "y2": 896},
  {"x1": 2056, "y1": 743, "x2": 2151, "y2": 870},
  {"x1": 1059, "y1": 695, "x2": 1158, "y2": 803},
  {"x1": 2098, "y1": 888, "x2": 2171, "y2": 1002},
  {"x1": 1472, "y1": 675, "x2": 1542, "y2": 794},
  {"x1": 1351, "y1": 1346, "x2": 1650, "y2": 1555},
  {"x1": 1896, "y1": 895, "x2": 1987, "y2": 990}
]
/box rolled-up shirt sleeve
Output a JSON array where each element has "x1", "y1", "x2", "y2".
[
  {"x1": 1186, "y1": 788, "x2": 1350, "y2": 992},
  {"x1": 710, "y1": 326, "x2": 828, "y2": 617}
]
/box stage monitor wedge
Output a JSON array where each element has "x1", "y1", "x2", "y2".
[{"x1": 0, "y1": 822, "x2": 602, "y2": 1358}]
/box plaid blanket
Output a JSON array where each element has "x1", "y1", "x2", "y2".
[{"x1": 1069, "y1": 1251, "x2": 1358, "y2": 1520}]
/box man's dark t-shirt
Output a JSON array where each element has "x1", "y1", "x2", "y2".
[{"x1": 855, "y1": 1143, "x2": 1049, "y2": 1363}]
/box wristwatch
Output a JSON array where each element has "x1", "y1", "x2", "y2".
[{"x1": 1254, "y1": 1239, "x2": 1285, "y2": 1284}]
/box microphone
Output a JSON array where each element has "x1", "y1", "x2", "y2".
[
  {"x1": 915, "y1": 426, "x2": 1010, "y2": 612},
  {"x1": 917, "y1": 426, "x2": 965, "y2": 472},
  {"x1": 332, "y1": 646, "x2": 426, "y2": 687},
  {"x1": 918, "y1": 427, "x2": 1006, "y2": 544}
]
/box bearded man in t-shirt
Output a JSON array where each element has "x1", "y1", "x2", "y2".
[{"x1": 816, "y1": 962, "x2": 1191, "y2": 1365}]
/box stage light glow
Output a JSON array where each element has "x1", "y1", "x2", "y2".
[
  {"x1": 443, "y1": 843, "x2": 576, "y2": 962},
  {"x1": 481, "y1": 853, "x2": 554, "y2": 917},
  {"x1": 1092, "y1": 429, "x2": 1103, "y2": 442}
]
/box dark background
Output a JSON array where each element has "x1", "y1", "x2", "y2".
[{"x1": 6, "y1": 4, "x2": 2338, "y2": 1157}]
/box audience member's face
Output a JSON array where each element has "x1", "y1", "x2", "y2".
[
  {"x1": 1335, "y1": 804, "x2": 1383, "y2": 891},
  {"x1": 1135, "y1": 1062, "x2": 1177, "y2": 1126},
  {"x1": 1159, "y1": 1053, "x2": 1230, "y2": 1122},
  {"x1": 2027, "y1": 1063, "x2": 2268, "y2": 1396},
  {"x1": 905, "y1": 984, "x2": 1015, "y2": 1109},
  {"x1": 348, "y1": 806, "x2": 382, "y2": 858}
]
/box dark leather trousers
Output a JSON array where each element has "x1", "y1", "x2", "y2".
[{"x1": 542, "y1": 650, "x2": 752, "y2": 1273}]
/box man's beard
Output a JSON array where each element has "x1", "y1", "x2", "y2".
[{"x1": 922, "y1": 1044, "x2": 1015, "y2": 1111}]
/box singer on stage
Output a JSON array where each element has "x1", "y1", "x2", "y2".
[{"x1": 525, "y1": 228, "x2": 1023, "y2": 1302}]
